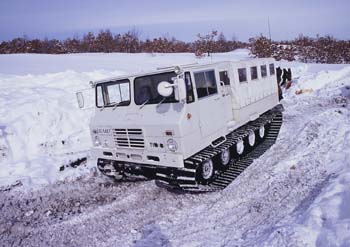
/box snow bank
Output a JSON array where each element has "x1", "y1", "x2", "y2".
[
  {"x1": 0, "y1": 69, "x2": 125, "y2": 187},
  {"x1": 259, "y1": 67, "x2": 350, "y2": 247}
]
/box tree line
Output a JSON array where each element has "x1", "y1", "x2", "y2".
[
  {"x1": 0, "y1": 29, "x2": 245, "y2": 55},
  {"x1": 250, "y1": 35, "x2": 350, "y2": 64},
  {"x1": 1, "y1": 29, "x2": 350, "y2": 63}
]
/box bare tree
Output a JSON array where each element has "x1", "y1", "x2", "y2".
[{"x1": 195, "y1": 30, "x2": 218, "y2": 56}]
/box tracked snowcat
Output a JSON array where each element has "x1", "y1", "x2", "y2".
[{"x1": 89, "y1": 58, "x2": 283, "y2": 192}]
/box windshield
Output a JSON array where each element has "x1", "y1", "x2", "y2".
[
  {"x1": 96, "y1": 79, "x2": 130, "y2": 107},
  {"x1": 134, "y1": 72, "x2": 178, "y2": 105}
]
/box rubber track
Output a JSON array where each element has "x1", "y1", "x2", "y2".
[{"x1": 156, "y1": 109, "x2": 283, "y2": 192}]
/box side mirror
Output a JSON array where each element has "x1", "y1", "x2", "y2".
[
  {"x1": 157, "y1": 81, "x2": 174, "y2": 97},
  {"x1": 76, "y1": 92, "x2": 84, "y2": 108}
]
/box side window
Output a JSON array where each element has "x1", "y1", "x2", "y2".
[
  {"x1": 219, "y1": 71, "x2": 230, "y2": 85},
  {"x1": 261, "y1": 65, "x2": 267, "y2": 78},
  {"x1": 238, "y1": 68, "x2": 247, "y2": 83},
  {"x1": 250, "y1": 66, "x2": 258, "y2": 80},
  {"x1": 269, "y1": 63, "x2": 275, "y2": 75},
  {"x1": 206, "y1": 70, "x2": 217, "y2": 95},
  {"x1": 96, "y1": 85, "x2": 104, "y2": 107},
  {"x1": 194, "y1": 70, "x2": 218, "y2": 99},
  {"x1": 194, "y1": 71, "x2": 207, "y2": 98},
  {"x1": 184, "y1": 72, "x2": 194, "y2": 103}
]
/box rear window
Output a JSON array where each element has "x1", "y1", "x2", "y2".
[{"x1": 238, "y1": 68, "x2": 247, "y2": 83}]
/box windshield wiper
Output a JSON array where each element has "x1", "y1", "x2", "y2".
[
  {"x1": 139, "y1": 98, "x2": 151, "y2": 109},
  {"x1": 156, "y1": 97, "x2": 167, "y2": 108},
  {"x1": 112, "y1": 101, "x2": 129, "y2": 110},
  {"x1": 100, "y1": 101, "x2": 128, "y2": 111}
]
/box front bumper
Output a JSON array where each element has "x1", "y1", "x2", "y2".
[
  {"x1": 91, "y1": 146, "x2": 185, "y2": 168},
  {"x1": 97, "y1": 158, "x2": 197, "y2": 187}
]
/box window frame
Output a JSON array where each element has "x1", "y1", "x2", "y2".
[
  {"x1": 238, "y1": 68, "x2": 247, "y2": 83},
  {"x1": 219, "y1": 70, "x2": 230, "y2": 85},
  {"x1": 261, "y1": 65, "x2": 268, "y2": 78},
  {"x1": 250, "y1": 66, "x2": 258, "y2": 80},
  {"x1": 133, "y1": 71, "x2": 178, "y2": 106},
  {"x1": 95, "y1": 79, "x2": 131, "y2": 108},
  {"x1": 194, "y1": 69, "x2": 218, "y2": 99},
  {"x1": 184, "y1": 72, "x2": 195, "y2": 103}
]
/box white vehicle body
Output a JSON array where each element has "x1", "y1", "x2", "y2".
[{"x1": 90, "y1": 58, "x2": 279, "y2": 174}]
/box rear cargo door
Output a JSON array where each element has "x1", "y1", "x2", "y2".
[{"x1": 193, "y1": 70, "x2": 226, "y2": 137}]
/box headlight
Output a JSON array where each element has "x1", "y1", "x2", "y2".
[
  {"x1": 102, "y1": 139, "x2": 109, "y2": 147},
  {"x1": 167, "y1": 139, "x2": 178, "y2": 152},
  {"x1": 93, "y1": 135, "x2": 101, "y2": 146}
]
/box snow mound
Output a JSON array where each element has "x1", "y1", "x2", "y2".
[{"x1": 0, "y1": 69, "x2": 124, "y2": 188}]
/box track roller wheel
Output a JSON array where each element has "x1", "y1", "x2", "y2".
[
  {"x1": 219, "y1": 148, "x2": 231, "y2": 169},
  {"x1": 236, "y1": 139, "x2": 244, "y2": 155},
  {"x1": 248, "y1": 132, "x2": 256, "y2": 146},
  {"x1": 197, "y1": 158, "x2": 215, "y2": 184},
  {"x1": 259, "y1": 125, "x2": 265, "y2": 139}
]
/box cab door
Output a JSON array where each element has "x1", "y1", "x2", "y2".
[{"x1": 193, "y1": 69, "x2": 226, "y2": 137}]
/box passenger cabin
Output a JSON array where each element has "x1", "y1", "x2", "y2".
[{"x1": 179, "y1": 58, "x2": 279, "y2": 136}]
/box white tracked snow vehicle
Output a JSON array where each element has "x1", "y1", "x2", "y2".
[{"x1": 89, "y1": 58, "x2": 283, "y2": 192}]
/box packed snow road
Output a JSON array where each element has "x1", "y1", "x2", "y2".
[
  {"x1": 0, "y1": 173, "x2": 216, "y2": 247},
  {"x1": 0, "y1": 52, "x2": 350, "y2": 246}
]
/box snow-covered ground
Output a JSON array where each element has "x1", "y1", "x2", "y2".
[{"x1": 0, "y1": 50, "x2": 349, "y2": 246}]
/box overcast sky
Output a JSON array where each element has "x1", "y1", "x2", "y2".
[{"x1": 1, "y1": 0, "x2": 349, "y2": 41}]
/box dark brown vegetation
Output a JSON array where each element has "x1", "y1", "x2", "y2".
[
  {"x1": 0, "y1": 30, "x2": 245, "y2": 55},
  {"x1": 1, "y1": 29, "x2": 349, "y2": 63},
  {"x1": 250, "y1": 35, "x2": 350, "y2": 64}
]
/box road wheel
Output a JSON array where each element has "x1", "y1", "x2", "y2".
[
  {"x1": 219, "y1": 148, "x2": 231, "y2": 169},
  {"x1": 198, "y1": 158, "x2": 214, "y2": 183},
  {"x1": 236, "y1": 139, "x2": 244, "y2": 155},
  {"x1": 259, "y1": 125, "x2": 265, "y2": 139},
  {"x1": 248, "y1": 132, "x2": 256, "y2": 147}
]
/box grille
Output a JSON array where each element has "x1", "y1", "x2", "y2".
[{"x1": 112, "y1": 128, "x2": 145, "y2": 148}]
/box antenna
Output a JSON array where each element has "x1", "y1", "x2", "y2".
[{"x1": 268, "y1": 17, "x2": 272, "y2": 42}]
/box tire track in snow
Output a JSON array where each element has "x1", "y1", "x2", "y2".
[{"x1": 0, "y1": 172, "x2": 213, "y2": 247}]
